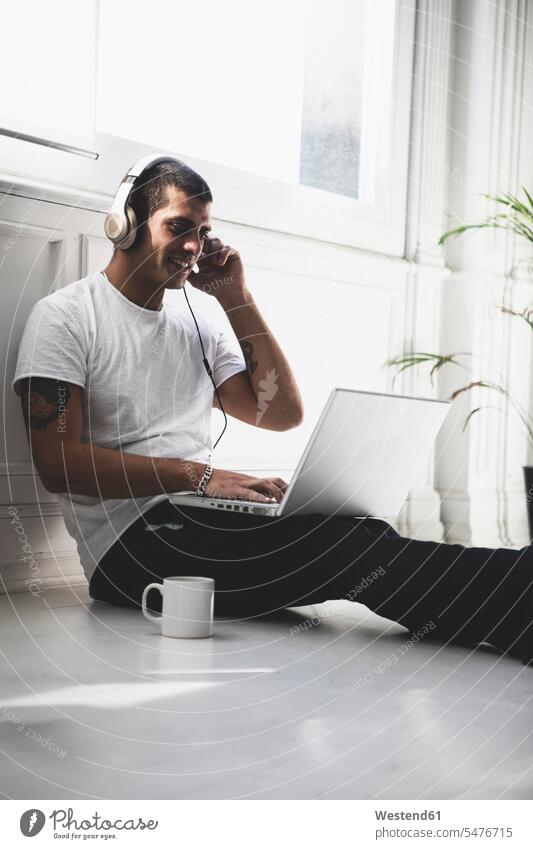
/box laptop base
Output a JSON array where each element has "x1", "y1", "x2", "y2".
[{"x1": 168, "y1": 493, "x2": 279, "y2": 516}]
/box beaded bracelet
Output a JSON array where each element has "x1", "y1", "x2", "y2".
[{"x1": 196, "y1": 462, "x2": 213, "y2": 497}]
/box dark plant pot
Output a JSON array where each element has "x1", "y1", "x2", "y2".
[{"x1": 523, "y1": 466, "x2": 533, "y2": 541}]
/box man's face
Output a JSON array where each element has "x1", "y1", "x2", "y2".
[{"x1": 132, "y1": 186, "x2": 212, "y2": 289}]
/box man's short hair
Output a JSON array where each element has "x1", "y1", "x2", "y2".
[{"x1": 123, "y1": 157, "x2": 212, "y2": 250}]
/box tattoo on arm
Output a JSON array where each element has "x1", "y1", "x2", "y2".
[
  {"x1": 240, "y1": 341, "x2": 257, "y2": 376},
  {"x1": 19, "y1": 378, "x2": 71, "y2": 433}
]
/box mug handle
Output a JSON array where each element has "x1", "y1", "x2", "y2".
[{"x1": 142, "y1": 582, "x2": 164, "y2": 623}]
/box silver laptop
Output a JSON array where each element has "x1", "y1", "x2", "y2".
[{"x1": 169, "y1": 388, "x2": 450, "y2": 519}]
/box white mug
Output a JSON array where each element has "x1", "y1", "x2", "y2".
[{"x1": 141, "y1": 576, "x2": 215, "y2": 638}]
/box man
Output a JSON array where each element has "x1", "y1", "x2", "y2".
[{"x1": 13, "y1": 158, "x2": 533, "y2": 666}]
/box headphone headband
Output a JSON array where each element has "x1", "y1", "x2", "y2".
[{"x1": 104, "y1": 154, "x2": 179, "y2": 249}]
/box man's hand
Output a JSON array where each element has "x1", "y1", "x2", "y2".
[
  {"x1": 206, "y1": 469, "x2": 288, "y2": 503},
  {"x1": 189, "y1": 235, "x2": 304, "y2": 431},
  {"x1": 188, "y1": 236, "x2": 246, "y2": 301}
]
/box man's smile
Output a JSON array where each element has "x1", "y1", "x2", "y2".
[{"x1": 167, "y1": 256, "x2": 194, "y2": 272}]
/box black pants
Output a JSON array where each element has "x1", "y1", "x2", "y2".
[{"x1": 89, "y1": 499, "x2": 533, "y2": 665}]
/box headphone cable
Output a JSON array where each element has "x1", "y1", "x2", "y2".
[{"x1": 182, "y1": 286, "x2": 228, "y2": 461}]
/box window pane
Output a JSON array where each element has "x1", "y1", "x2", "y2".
[
  {"x1": 299, "y1": 0, "x2": 367, "y2": 198},
  {"x1": 1, "y1": 0, "x2": 96, "y2": 140},
  {"x1": 96, "y1": 0, "x2": 395, "y2": 202}
]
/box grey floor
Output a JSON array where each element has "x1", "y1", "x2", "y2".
[{"x1": 1, "y1": 585, "x2": 532, "y2": 800}]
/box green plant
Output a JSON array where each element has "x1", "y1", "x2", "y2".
[
  {"x1": 438, "y1": 189, "x2": 533, "y2": 248},
  {"x1": 386, "y1": 188, "x2": 533, "y2": 443}
]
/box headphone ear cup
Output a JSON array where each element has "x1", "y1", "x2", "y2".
[
  {"x1": 104, "y1": 210, "x2": 128, "y2": 244},
  {"x1": 117, "y1": 205, "x2": 138, "y2": 250}
]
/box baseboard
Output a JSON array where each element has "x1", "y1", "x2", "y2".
[{"x1": 0, "y1": 552, "x2": 85, "y2": 595}]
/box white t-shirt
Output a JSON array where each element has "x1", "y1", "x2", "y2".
[{"x1": 12, "y1": 271, "x2": 247, "y2": 584}]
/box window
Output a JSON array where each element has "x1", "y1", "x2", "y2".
[
  {"x1": 0, "y1": 0, "x2": 414, "y2": 255},
  {"x1": 300, "y1": 0, "x2": 370, "y2": 200},
  {"x1": 96, "y1": 0, "x2": 398, "y2": 207},
  {"x1": 95, "y1": 0, "x2": 411, "y2": 253}
]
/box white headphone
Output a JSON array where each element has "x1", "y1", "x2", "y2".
[{"x1": 104, "y1": 154, "x2": 178, "y2": 250}]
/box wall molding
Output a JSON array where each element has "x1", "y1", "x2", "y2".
[
  {"x1": 395, "y1": 0, "x2": 454, "y2": 541},
  {"x1": 437, "y1": 0, "x2": 533, "y2": 545},
  {"x1": 0, "y1": 172, "x2": 111, "y2": 214},
  {"x1": 0, "y1": 503, "x2": 64, "y2": 519},
  {"x1": 0, "y1": 552, "x2": 85, "y2": 596}
]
